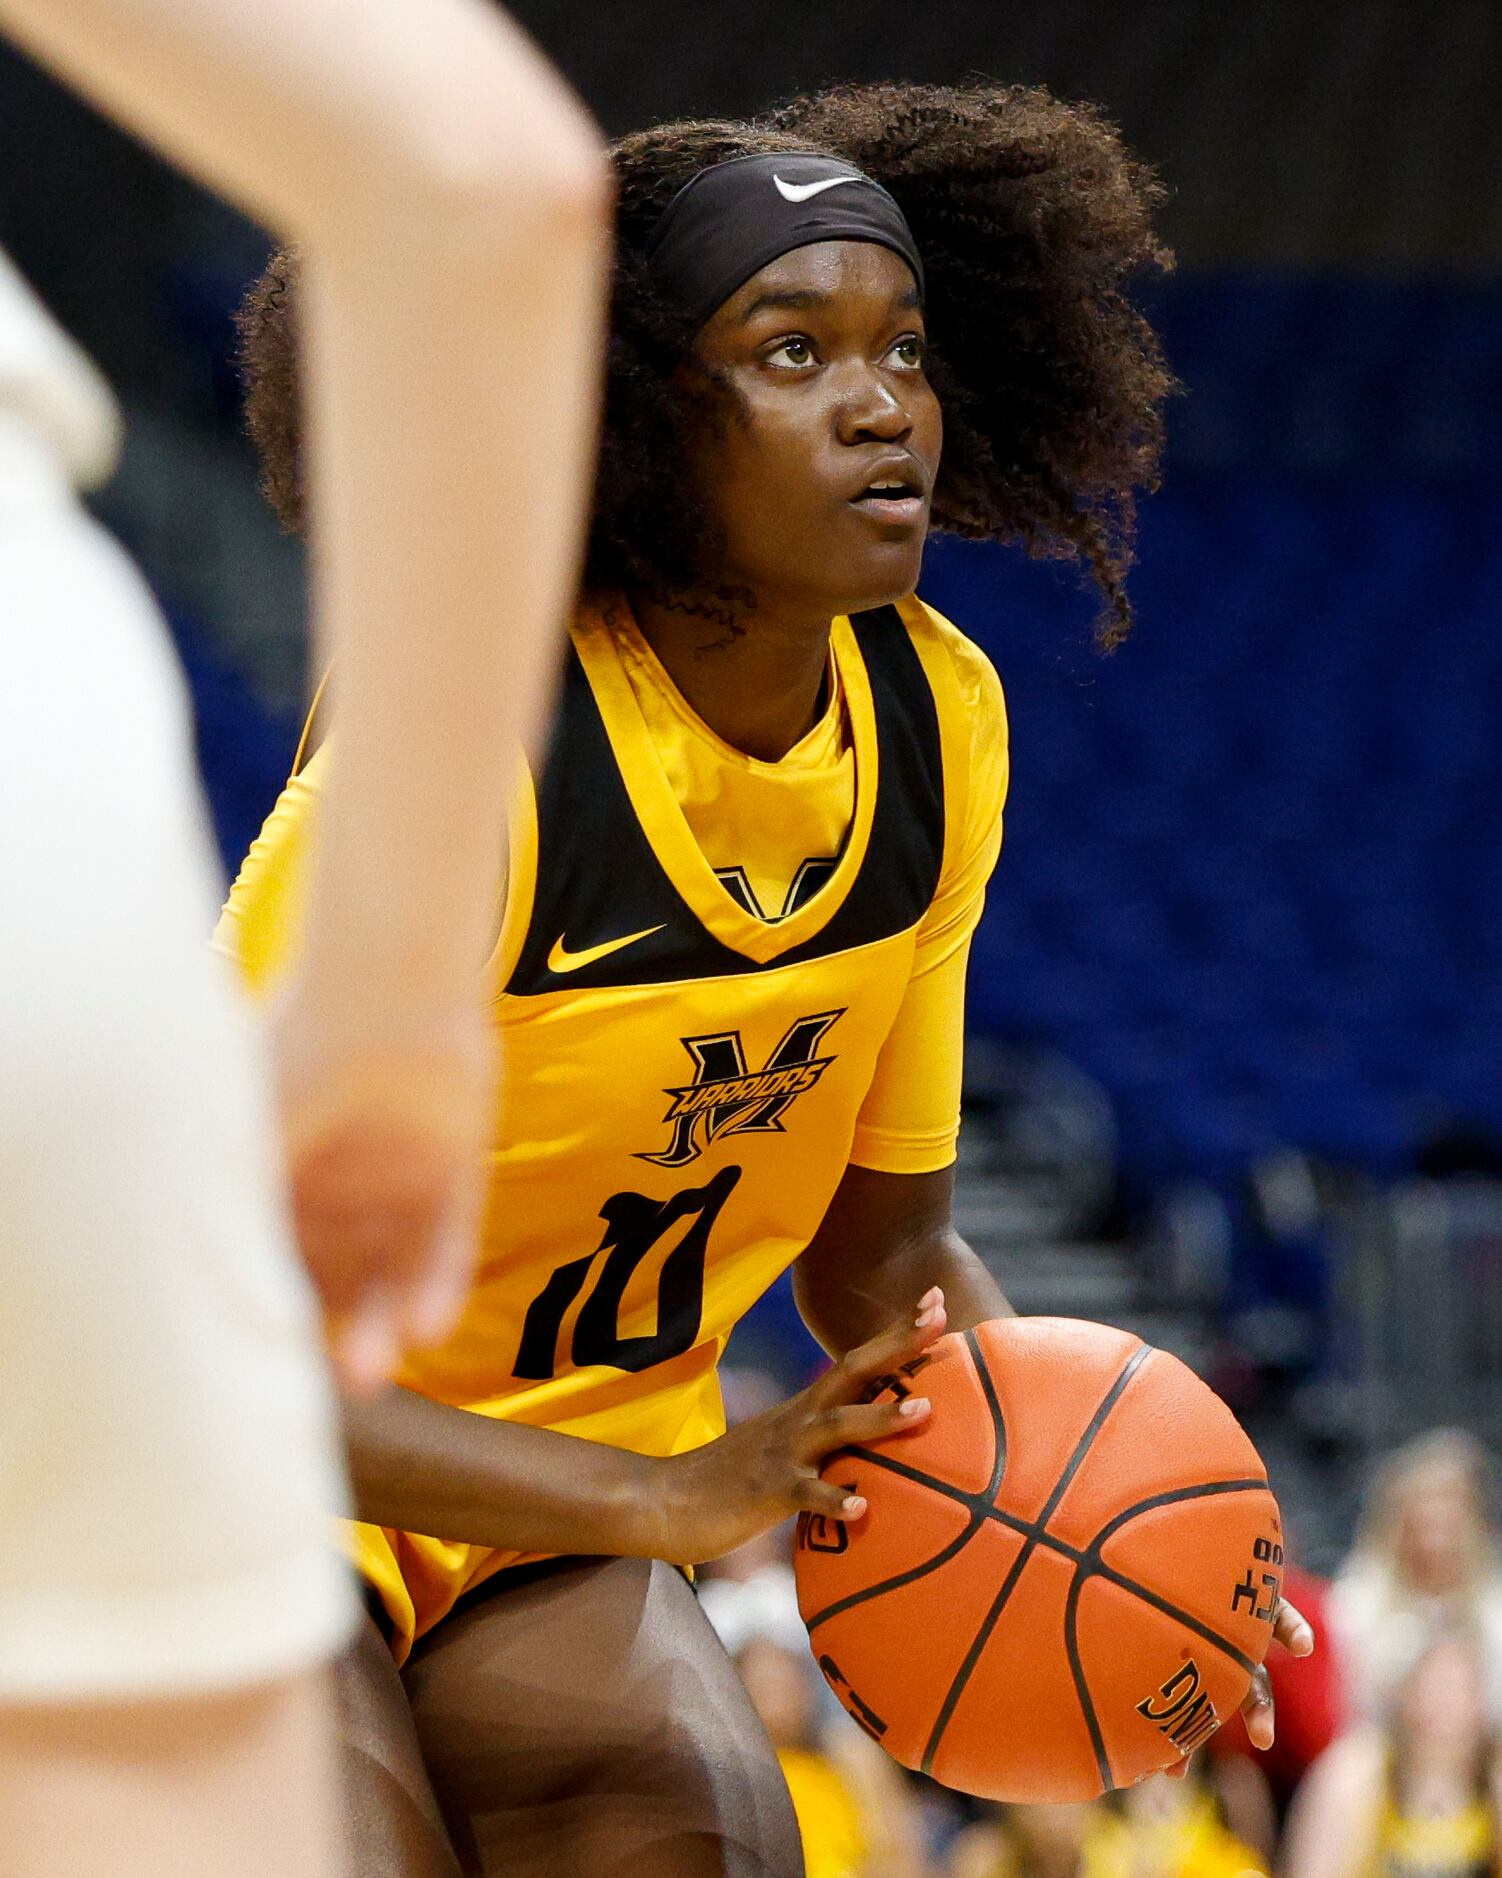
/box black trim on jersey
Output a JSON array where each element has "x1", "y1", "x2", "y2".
[
  {"x1": 715, "y1": 855, "x2": 842, "y2": 922},
  {"x1": 715, "y1": 865, "x2": 761, "y2": 919},
  {"x1": 505, "y1": 606, "x2": 946, "y2": 994}
]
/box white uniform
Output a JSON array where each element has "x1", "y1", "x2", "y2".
[{"x1": 0, "y1": 248, "x2": 351, "y2": 1701}]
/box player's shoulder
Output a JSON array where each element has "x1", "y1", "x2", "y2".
[
  {"x1": 893, "y1": 594, "x2": 1009, "y2": 863},
  {"x1": 895, "y1": 592, "x2": 1007, "y2": 738}
]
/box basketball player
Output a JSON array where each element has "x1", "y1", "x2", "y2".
[
  {"x1": 0, "y1": 0, "x2": 607, "y2": 1873},
  {"x1": 231, "y1": 82, "x2": 1312, "y2": 1875}
]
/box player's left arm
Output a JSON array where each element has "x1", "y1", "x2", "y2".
[
  {"x1": 795, "y1": 622, "x2": 1310, "y2": 1744},
  {"x1": 795, "y1": 623, "x2": 1014, "y2": 1351},
  {"x1": 794, "y1": 1161, "x2": 1010, "y2": 1351}
]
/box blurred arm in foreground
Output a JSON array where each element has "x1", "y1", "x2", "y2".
[{"x1": 0, "y1": 0, "x2": 611, "y2": 1376}]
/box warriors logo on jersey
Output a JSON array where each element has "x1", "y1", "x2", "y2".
[
  {"x1": 639, "y1": 1010, "x2": 844, "y2": 1167},
  {"x1": 216, "y1": 591, "x2": 1009, "y2": 1661}
]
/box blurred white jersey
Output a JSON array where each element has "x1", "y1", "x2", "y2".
[{"x1": 0, "y1": 248, "x2": 351, "y2": 1701}]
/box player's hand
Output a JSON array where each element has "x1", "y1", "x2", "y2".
[
  {"x1": 271, "y1": 991, "x2": 492, "y2": 1389},
  {"x1": 1240, "y1": 1594, "x2": 1315, "y2": 1749},
  {"x1": 648, "y1": 1288, "x2": 949, "y2": 1566},
  {"x1": 1163, "y1": 1593, "x2": 1315, "y2": 1779}
]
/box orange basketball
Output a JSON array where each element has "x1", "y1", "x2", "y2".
[{"x1": 793, "y1": 1317, "x2": 1283, "y2": 1803}]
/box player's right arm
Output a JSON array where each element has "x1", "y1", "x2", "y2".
[
  {"x1": 0, "y1": 0, "x2": 611, "y2": 1373},
  {"x1": 341, "y1": 1290, "x2": 947, "y2": 1567}
]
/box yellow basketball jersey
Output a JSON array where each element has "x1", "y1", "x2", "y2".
[
  {"x1": 219, "y1": 592, "x2": 1007, "y2": 1661},
  {"x1": 1081, "y1": 1791, "x2": 1266, "y2": 1878},
  {"x1": 1376, "y1": 1789, "x2": 1492, "y2": 1877}
]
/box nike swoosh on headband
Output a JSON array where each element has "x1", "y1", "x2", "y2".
[
  {"x1": 546, "y1": 924, "x2": 665, "y2": 975},
  {"x1": 645, "y1": 153, "x2": 925, "y2": 333},
  {"x1": 773, "y1": 173, "x2": 862, "y2": 204}
]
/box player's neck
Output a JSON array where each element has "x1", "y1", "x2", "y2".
[{"x1": 628, "y1": 589, "x2": 833, "y2": 763}]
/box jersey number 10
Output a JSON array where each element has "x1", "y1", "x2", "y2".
[{"x1": 511, "y1": 1164, "x2": 743, "y2": 1380}]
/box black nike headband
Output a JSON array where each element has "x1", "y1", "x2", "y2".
[{"x1": 644, "y1": 152, "x2": 925, "y2": 334}]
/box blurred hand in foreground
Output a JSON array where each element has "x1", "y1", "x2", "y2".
[{"x1": 273, "y1": 994, "x2": 493, "y2": 1388}]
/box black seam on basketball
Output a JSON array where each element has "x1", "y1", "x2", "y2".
[
  {"x1": 962, "y1": 1481, "x2": 1268, "y2": 1574},
  {"x1": 917, "y1": 1342, "x2": 1154, "y2": 1778},
  {"x1": 801, "y1": 1405, "x2": 1024, "y2": 1634},
  {"x1": 848, "y1": 1445, "x2": 1038, "y2": 1542},
  {"x1": 1036, "y1": 1342, "x2": 1154, "y2": 1527},
  {"x1": 1015, "y1": 1518, "x2": 1084, "y2": 1561},
  {"x1": 963, "y1": 1326, "x2": 1009, "y2": 1499},
  {"x1": 827, "y1": 1443, "x2": 977, "y2": 1508},
  {"x1": 1089, "y1": 1479, "x2": 1269, "y2": 1555},
  {"x1": 1056, "y1": 1483, "x2": 1272, "y2": 1789},
  {"x1": 1088, "y1": 1565, "x2": 1258, "y2": 1675},
  {"x1": 804, "y1": 1512, "x2": 987, "y2": 1633},
  {"x1": 919, "y1": 1528, "x2": 1041, "y2": 1777},
  {"x1": 1064, "y1": 1569, "x2": 1114, "y2": 1794},
  {"x1": 1067, "y1": 1479, "x2": 1272, "y2": 1680}
]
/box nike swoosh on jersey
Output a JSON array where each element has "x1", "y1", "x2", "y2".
[
  {"x1": 773, "y1": 174, "x2": 860, "y2": 204},
  {"x1": 546, "y1": 924, "x2": 666, "y2": 975}
]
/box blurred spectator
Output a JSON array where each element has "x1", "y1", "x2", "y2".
[
  {"x1": 947, "y1": 1801, "x2": 1092, "y2": 1878},
  {"x1": 1075, "y1": 1771, "x2": 1267, "y2": 1878},
  {"x1": 1208, "y1": 1558, "x2": 1345, "y2": 1840},
  {"x1": 1203, "y1": 1744, "x2": 1278, "y2": 1869},
  {"x1": 948, "y1": 1769, "x2": 1265, "y2": 1878},
  {"x1": 701, "y1": 1552, "x2": 932, "y2": 1878},
  {"x1": 1329, "y1": 1431, "x2": 1502, "y2": 1722},
  {"x1": 1281, "y1": 1628, "x2": 1500, "y2": 1878}
]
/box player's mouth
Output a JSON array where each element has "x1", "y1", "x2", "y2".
[{"x1": 846, "y1": 457, "x2": 930, "y2": 527}]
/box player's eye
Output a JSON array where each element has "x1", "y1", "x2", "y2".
[
  {"x1": 763, "y1": 335, "x2": 818, "y2": 369},
  {"x1": 885, "y1": 334, "x2": 927, "y2": 371}
]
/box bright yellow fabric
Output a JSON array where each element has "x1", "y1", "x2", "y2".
[
  {"x1": 849, "y1": 609, "x2": 1007, "y2": 1174},
  {"x1": 213, "y1": 755, "x2": 322, "y2": 987},
  {"x1": 1373, "y1": 1791, "x2": 1491, "y2": 1875},
  {"x1": 1080, "y1": 1792, "x2": 1266, "y2": 1878},
  {"x1": 216, "y1": 594, "x2": 1008, "y2": 1662},
  {"x1": 614, "y1": 615, "x2": 855, "y2": 923},
  {"x1": 777, "y1": 1748, "x2": 868, "y2": 1878}
]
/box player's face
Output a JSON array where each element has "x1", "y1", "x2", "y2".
[{"x1": 691, "y1": 241, "x2": 942, "y2": 619}]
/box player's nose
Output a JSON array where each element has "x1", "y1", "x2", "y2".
[{"x1": 835, "y1": 368, "x2": 913, "y2": 447}]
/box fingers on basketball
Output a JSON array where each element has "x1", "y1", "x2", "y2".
[
  {"x1": 792, "y1": 1471, "x2": 867, "y2": 1521},
  {"x1": 1273, "y1": 1596, "x2": 1315, "y2": 1656},
  {"x1": 817, "y1": 1287, "x2": 948, "y2": 1410},
  {"x1": 796, "y1": 1397, "x2": 931, "y2": 1466},
  {"x1": 1240, "y1": 1666, "x2": 1275, "y2": 1748}
]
